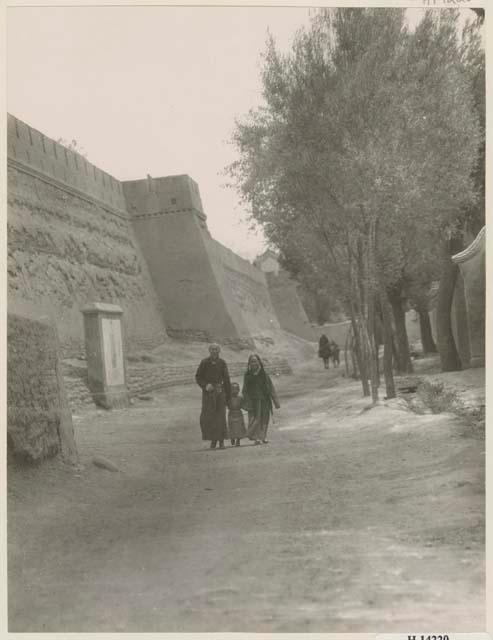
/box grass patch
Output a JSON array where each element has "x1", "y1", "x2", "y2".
[
  {"x1": 416, "y1": 379, "x2": 485, "y2": 439},
  {"x1": 417, "y1": 380, "x2": 459, "y2": 414}
]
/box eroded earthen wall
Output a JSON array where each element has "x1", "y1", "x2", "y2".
[
  {"x1": 204, "y1": 236, "x2": 281, "y2": 340},
  {"x1": 8, "y1": 115, "x2": 310, "y2": 356},
  {"x1": 265, "y1": 271, "x2": 316, "y2": 341},
  {"x1": 7, "y1": 115, "x2": 168, "y2": 356},
  {"x1": 124, "y1": 175, "x2": 281, "y2": 348},
  {"x1": 124, "y1": 175, "x2": 241, "y2": 343},
  {"x1": 8, "y1": 312, "x2": 77, "y2": 463}
]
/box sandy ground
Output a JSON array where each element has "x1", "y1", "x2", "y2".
[
  {"x1": 8, "y1": 362, "x2": 485, "y2": 632},
  {"x1": 129, "y1": 330, "x2": 318, "y2": 366}
]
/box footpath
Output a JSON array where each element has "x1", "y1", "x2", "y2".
[{"x1": 8, "y1": 361, "x2": 485, "y2": 632}]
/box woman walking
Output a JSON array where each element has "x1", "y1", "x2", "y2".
[{"x1": 242, "y1": 354, "x2": 280, "y2": 445}]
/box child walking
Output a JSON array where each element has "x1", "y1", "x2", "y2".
[{"x1": 228, "y1": 382, "x2": 247, "y2": 446}]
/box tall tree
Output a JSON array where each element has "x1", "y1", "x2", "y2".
[
  {"x1": 407, "y1": 9, "x2": 485, "y2": 370},
  {"x1": 229, "y1": 8, "x2": 481, "y2": 397}
]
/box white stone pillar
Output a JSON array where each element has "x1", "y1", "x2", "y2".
[{"x1": 82, "y1": 303, "x2": 129, "y2": 408}]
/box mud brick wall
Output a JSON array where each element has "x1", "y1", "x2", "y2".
[
  {"x1": 7, "y1": 115, "x2": 168, "y2": 357},
  {"x1": 8, "y1": 313, "x2": 77, "y2": 463},
  {"x1": 265, "y1": 270, "x2": 316, "y2": 341},
  {"x1": 124, "y1": 175, "x2": 281, "y2": 346},
  {"x1": 124, "y1": 176, "x2": 242, "y2": 342},
  {"x1": 205, "y1": 236, "x2": 281, "y2": 338},
  {"x1": 7, "y1": 114, "x2": 312, "y2": 357},
  {"x1": 7, "y1": 114, "x2": 126, "y2": 212}
]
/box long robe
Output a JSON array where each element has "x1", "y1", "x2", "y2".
[
  {"x1": 318, "y1": 335, "x2": 330, "y2": 359},
  {"x1": 195, "y1": 357, "x2": 231, "y2": 442},
  {"x1": 242, "y1": 370, "x2": 280, "y2": 442},
  {"x1": 227, "y1": 395, "x2": 247, "y2": 440}
]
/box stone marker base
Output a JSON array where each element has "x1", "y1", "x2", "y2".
[{"x1": 90, "y1": 385, "x2": 129, "y2": 410}]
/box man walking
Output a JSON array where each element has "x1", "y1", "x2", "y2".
[{"x1": 195, "y1": 343, "x2": 231, "y2": 449}]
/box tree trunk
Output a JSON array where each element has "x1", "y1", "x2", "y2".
[
  {"x1": 348, "y1": 251, "x2": 370, "y2": 397},
  {"x1": 344, "y1": 329, "x2": 350, "y2": 378},
  {"x1": 350, "y1": 337, "x2": 359, "y2": 379},
  {"x1": 388, "y1": 287, "x2": 413, "y2": 374},
  {"x1": 352, "y1": 317, "x2": 370, "y2": 396},
  {"x1": 436, "y1": 237, "x2": 463, "y2": 372},
  {"x1": 315, "y1": 294, "x2": 327, "y2": 326},
  {"x1": 378, "y1": 278, "x2": 396, "y2": 399},
  {"x1": 373, "y1": 310, "x2": 382, "y2": 386},
  {"x1": 374, "y1": 337, "x2": 380, "y2": 386},
  {"x1": 391, "y1": 328, "x2": 399, "y2": 368},
  {"x1": 363, "y1": 316, "x2": 379, "y2": 403},
  {"x1": 416, "y1": 299, "x2": 437, "y2": 353},
  {"x1": 366, "y1": 220, "x2": 379, "y2": 404}
]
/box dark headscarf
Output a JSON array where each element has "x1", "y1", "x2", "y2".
[
  {"x1": 246, "y1": 353, "x2": 265, "y2": 374},
  {"x1": 243, "y1": 353, "x2": 273, "y2": 413}
]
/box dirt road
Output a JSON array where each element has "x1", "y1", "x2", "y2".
[{"x1": 8, "y1": 364, "x2": 485, "y2": 632}]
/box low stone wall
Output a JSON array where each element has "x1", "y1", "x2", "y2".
[
  {"x1": 63, "y1": 358, "x2": 292, "y2": 408},
  {"x1": 127, "y1": 359, "x2": 292, "y2": 397},
  {"x1": 8, "y1": 312, "x2": 77, "y2": 463},
  {"x1": 63, "y1": 371, "x2": 95, "y2": 409}
]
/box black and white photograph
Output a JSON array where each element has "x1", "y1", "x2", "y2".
[{"x1": 5, "y1": 0, "x2": 487, "y2": 633}]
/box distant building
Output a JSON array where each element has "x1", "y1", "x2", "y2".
[{"x1": 253, "y1": 249, "x2": 280, "y2": 276}]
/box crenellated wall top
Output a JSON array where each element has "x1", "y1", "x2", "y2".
[{"x1": 7, "y1": 113, "x2": 127, "y2": 213}]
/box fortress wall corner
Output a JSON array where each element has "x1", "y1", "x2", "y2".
[{"x1": 123, "y1": 176, "x2": 243, "y2": 344}]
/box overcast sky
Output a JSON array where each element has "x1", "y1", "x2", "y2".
[
  {"x1": 7, "y1": 6, "x2": 475, "y2": 261},
  {"x1": 7, "y1": 6, "x2": 316, "y2": 259}
]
